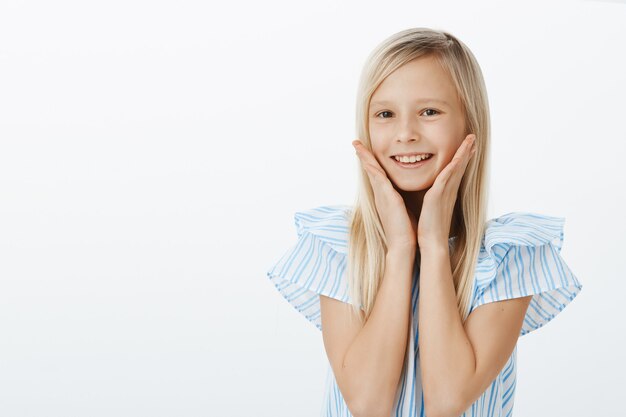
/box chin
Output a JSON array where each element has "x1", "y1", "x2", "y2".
[{"x1": 391, "y1": 178, "x2": 432, "y2": 193}]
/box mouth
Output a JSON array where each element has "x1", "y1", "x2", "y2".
[{"x1": 390, "y1": 153, "x2": 434, "y2": 169}]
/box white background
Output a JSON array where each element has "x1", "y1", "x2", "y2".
[{"x1": 0, "y1": 0, "x2": 624, "y2": 416}]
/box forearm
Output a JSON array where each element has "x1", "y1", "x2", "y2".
[
  {"x1": 342, "y1": 246, "x2": 415, "y2": 415},
  {"x1": 418, "y1": 245, "x2": 476, "y2": 417}
]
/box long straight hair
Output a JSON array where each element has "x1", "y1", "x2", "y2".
[{"x1": 346, "y1": 28, "x2": 490, "y2": 325}]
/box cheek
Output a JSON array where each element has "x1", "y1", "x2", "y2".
[
  {"x1": 370, "y1": 141, "x2": 388, "y2": 162},
  {"x1": 440, "y1": 140, "x2": 464, "y2": 162},
  {"x1": 372, "y1": 151, "x2": 389, "y2": 169},
  {"x1": 441, "y1": 148, "x2": 457, "y2": 163},
  {"x1": 370, "y1": 150, "x2": 396, "y2": 177},
  {"x1": 431, "y1": 146, "x2": 458, "y2": 174}
]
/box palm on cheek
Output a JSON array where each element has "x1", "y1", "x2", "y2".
[
  {"x1": 352, "y1": 140, "x2": 418, "y2": 250},
  {"x1": 417, "y1": 134, "x2": 477, "y2": 250}
]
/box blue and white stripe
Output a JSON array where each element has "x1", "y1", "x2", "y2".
[{"x1": 266, "y1": 205, "x2": 583, "y2": 417}]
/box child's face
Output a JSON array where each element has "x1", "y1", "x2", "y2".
[{"x1": 368, "y1": 55, "x2": 467, "y2": 192}]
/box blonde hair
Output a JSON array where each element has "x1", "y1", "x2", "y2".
[{"x1": 347, "y1": 27, "x2": 490, "y2": 325}]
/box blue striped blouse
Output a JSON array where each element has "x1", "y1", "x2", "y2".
[{"x1": 266, "y1": 204, "x2": 583, "y2": 417}]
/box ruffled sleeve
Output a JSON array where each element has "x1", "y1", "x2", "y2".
[
  {"x1": 470, "y1": 212, "x2": 583, "y2": 337},
  {"x1": 266, "y1": 204, "x2": 356, "y2": 331}
]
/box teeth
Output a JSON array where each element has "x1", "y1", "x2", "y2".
[{"x1": 394, "y1": 154, "x2": 431, "y2": 163}]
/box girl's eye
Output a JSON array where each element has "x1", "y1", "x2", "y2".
[
  {"x1": 375, "y1": 109, "x2": 440, "y2": 118},
  {"x1": 422, "y1": 108, "x2": 439, "y2": 116}
]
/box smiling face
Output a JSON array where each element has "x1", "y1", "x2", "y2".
[{"x1": 368, "y1": 55, "x2": 467, "y2": 193}]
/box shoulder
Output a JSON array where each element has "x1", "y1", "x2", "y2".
[
  {"x1": 266, "y1": 204, "x2": 356, "y2": 331},
  {"x1": 293, "y1": 204, "x2": 353, "y2": 254},
  {"x1": 481, "y1": 211, "x2": 566, "y2": 263},
  {"x1": 472, "y1": 211, "x2": 583, "y2": 336}
]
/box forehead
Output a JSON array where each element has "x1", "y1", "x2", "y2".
[
  {"x1": 371, "y1": 98, "x2": 451, "y2": 107},
  {"x1": 370, "y1": 56, "x2": 460, "y2": 107}
]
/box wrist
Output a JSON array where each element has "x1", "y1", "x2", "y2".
[
  {"x1": 386, "y1": 244, "x2": 417, "y2": 260},
  {"x1": 418, "y1": 242, "x2": 449, "y2": 258}
]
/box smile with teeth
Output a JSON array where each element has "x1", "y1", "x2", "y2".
[{"x1": 393, "y1": 153, "x2": 433, "y2": 163}]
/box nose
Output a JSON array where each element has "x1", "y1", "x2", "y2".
[{"x1": 395, "y1": 115, "x2": 419, "y2": 143}]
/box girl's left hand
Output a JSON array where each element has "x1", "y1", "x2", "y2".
[{"x1": 417, "y1": 134, "x2": 477, "y2": 251}]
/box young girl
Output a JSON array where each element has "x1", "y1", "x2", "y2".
[{"x1": 266, "y1": 27, "x2": 583, "y2": 417}]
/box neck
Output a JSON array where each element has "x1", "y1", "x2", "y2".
[
  {"x1": 398, "y1": 189, "x2": 426, "y2": 220},
  {"x1": 398, "y1": 187, "x2": 457, "y2": 243}
]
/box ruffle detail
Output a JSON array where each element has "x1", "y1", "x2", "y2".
[
  {"x1": 266, "y1": 205, "x2": 355, "y2": 331},
  {"x1": 483, "y1": 211, "x2": 565, "y2": 262},
  {"x1": 471, "y1": 212, "x2": 583, "y2": 336},
  {"x1": 294, "y1": 205, "x2": 353, "y2": 254}
]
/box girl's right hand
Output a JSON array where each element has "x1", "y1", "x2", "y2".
[{"x1": 352, "y1": 139, "x2": 417, "y2": 252}]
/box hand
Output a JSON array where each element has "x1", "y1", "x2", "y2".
[
  {"x1": 352, "y1": 139, "x2": 417, "y2": 251},
  {"x1": 417, "y1": 134, "x2": 477, "y2": 251}
]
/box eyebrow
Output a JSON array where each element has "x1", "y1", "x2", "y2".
[{"x1": 370, "y1": 99, "x2": 450, "y2": 106}]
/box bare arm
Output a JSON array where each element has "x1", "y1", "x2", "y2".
[
  {"x1": 323, "y1": 245, "x2": 415, "y2": 417},
  {"x1": 417, "y1": 245, "x2": 531, "y2": 417}
]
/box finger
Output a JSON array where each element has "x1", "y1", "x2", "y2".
[
  {"x1": 352, "y1": 140, "x2": 385, "y2": 172},
  {"x1": 435, "y1": 135, "x2": 476, "y2": 187},
  {"x1": 361, "y1": 158, "x2": 388, "y2": 184},
  {"x1": 452, "y1": 134, "x2": 475, "y2": 160},
  {"x1": 353, "y1": 141, "x2": 395, "y2": 190},
  {"x1": 434, "y1": 158, "x2": 459, "y2": 186},
  {"x1": 451, "y1": 134, "x2": 477, "y2": 175},
  {"x1": 353, "y1": 145, "x2": 381, "y2": 178},
  {"x1": 466, "y1": 134, "x2": 477, "y2": 159},
  {"x1": 448, "y1": 137, "x2": 477, "y2": 189},
  {"x1": 458, "y1": 134, "x2": 476, "y2": 169}
]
